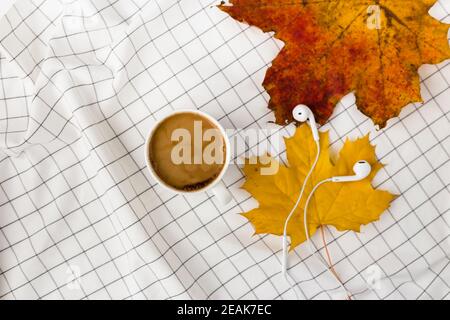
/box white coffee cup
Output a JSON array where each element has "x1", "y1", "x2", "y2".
[{"x1": 145, "y1": 109, "x2": 232, "y2": 205}]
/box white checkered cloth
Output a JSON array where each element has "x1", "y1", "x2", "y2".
[{"x1": 0, "y1": 0, "x2": 449, "y2": 300}]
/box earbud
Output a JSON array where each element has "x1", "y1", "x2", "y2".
[
  {"x1": 292, "y1": 105, "x2": 319, "y2": 142},
  {"x1": 284, "y1": 108, "x2": 371, "y2": 300},
  {"x1": 298, "y1": 160, "x2": 373, "y2": 299},
  {"x1": 283, "y1": 104, "x2": 321, "y2": 298},
  {"x1": 331, "y1": 161, "x2": 372, "y2": 183}
]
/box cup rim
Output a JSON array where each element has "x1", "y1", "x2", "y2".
[{"x1": 145, "y1": 108, "x2": 231, "y2": 195}]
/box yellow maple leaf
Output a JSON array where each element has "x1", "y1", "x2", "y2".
[{"x1": 242, "y1": 125, "x2": 396, "y2": 249}]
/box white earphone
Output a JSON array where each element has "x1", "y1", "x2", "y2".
[
  {"x1": 281, "y1": 105, "x2": 372, "y2": 300},
  {"x1": 281, "y1": 105, "x2": 321, "y2": 299},
  {"x1": 331, "y1": 161, "x2": 372, "y2": 183},
  {"x1": 292, "y1": 105, "x2": 320, "y2": 142}
]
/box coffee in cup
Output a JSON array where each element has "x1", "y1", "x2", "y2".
[{"x1": 148, "y1": 111, "x2": 227, "y2": 192}]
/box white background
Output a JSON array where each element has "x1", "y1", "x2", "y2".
[{"x1": 0, "y1": 0, "x2": 15, "y2": 18}]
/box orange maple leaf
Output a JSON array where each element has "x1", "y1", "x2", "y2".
[
  {"x1": 218, "y1": 0, "x2": 450, "y2": 127},
  {"x1": 242, "y1": 125, "x2": 396, "y2": 250}
]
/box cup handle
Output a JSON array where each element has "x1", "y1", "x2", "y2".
[{"x1": 212, "y1": 180, "x2": 232, "y2": 205}]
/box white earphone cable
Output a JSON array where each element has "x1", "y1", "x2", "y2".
[
  {"x1": 283, "y1": 107, "x2": 356, "y2": 299},
  {"x1": 303, "y1": 178, "x2": 351, "y2": 298},
  {"x1": 281, "y1": 138, "x2": 351, "y2": 299},
  {"x1": 282, "y1": 140, "x2": 320, "y2": 299}
]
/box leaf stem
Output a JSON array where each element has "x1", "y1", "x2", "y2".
[{"x1": 320, "y1": 226, "x2": 353, "y2": 300}]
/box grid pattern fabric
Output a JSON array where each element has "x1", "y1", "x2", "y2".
[{"x1": 0, "y1": 0, "x2": 448, "y2": 300}]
